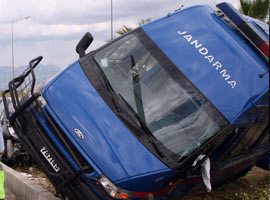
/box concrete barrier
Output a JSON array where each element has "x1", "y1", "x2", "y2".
[{"x1": 3, "y1": 164, "x2": 61, "y2": 200}]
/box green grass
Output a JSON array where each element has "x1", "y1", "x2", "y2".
[{"x1": 181, "y1": 167, "x2": 269, "y2": 200}]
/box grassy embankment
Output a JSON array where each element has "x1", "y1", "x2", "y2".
[
  {"x1": 15, "y1": 165, "x2": 269, "y2": 200},
  {"x1": 183, "y1": 167, "x2": 269, "y2": 200}
]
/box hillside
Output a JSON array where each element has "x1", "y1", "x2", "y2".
[{"x1": 0, "y1": 64, "x2": 60, "y2": 91}]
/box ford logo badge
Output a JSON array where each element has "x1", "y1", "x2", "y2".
[{"x1": 74, "y1": 129, "x2": 84, "y2": 139}]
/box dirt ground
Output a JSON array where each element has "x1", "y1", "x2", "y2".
[
  {"x1": 12, "y1": 166, "x2": 270, "y2": 200},
  {"x1": 182, "y1": 167, "x2": 269, "y2": 200}
]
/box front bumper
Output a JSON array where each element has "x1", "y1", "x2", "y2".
[
  {"x1": 13, "y1": 102, "x2": 104, "y2": 199},
  {"x1": 9, "y1": 97, "x2": 136, "y2": 199},
  {"x1": 1, "y1": 57, "x2": 129, "y2": 200}
]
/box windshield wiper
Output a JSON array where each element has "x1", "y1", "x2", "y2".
[
  {"x1": 93, "y1": 58, "x2": 164, "y2": 158},
  {"x1": 100, "y1": 72, "x2": 121, "y2": 113},
  {"x1": 118, "y1": 94, "x2": 164, "y2": 158},
  {"x1": 92, "y1": 58, "x2": 121, "y2": 113},
  {"x1": 118, "y1": 94, "x2": 153, "y2": 138}
]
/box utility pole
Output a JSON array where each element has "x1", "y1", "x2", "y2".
[
  {"x1": 111, "y1": 0, "x2": 113, "y2": 40},
  {"x1": 11, "y1": 16, "x2": 30, "y2": 79}
]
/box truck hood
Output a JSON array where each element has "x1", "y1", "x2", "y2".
[
  {"x1": 142, "y1": 5, "x2": 269, "y2": 125},
  {"x1": 42, "y1": 62, "x2": 167, "y2": 182}
]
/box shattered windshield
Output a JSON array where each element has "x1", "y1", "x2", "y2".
[{"x1": 94, "y1": 31, "x2": 227, "y2": 160}]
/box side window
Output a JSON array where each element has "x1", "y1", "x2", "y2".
[{"x1": 225, "y1": 122, "x2": 268, "y2": 159}]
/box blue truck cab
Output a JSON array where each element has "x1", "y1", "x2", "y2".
[{"x1": 2, "y1": 3, "x2": 269, "y2": 200}]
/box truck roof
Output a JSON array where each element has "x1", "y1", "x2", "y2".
[
  {"x1": 142, "y1": 5, "x2": 269, "y2": 125},
  {"x1": 245, "y1": 15, "x2": 269, "y2": 38}
]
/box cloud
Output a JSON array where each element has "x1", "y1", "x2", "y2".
[
  {"x1": 183, "y1": 0, "x2": 240, "y2": 9},
  {"x1": 0, "y1": 0, "x2": 242, "y2": 68},
  {"x1": 0, "y1": 0, "x2": 179, "y2": 25}
]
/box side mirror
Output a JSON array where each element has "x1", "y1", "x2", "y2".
[{"x1": 76, "y1": 32, "x2": 94, "y2": 58}]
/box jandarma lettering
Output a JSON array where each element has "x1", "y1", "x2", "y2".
[{"x1": 177, "y1": 30, "x2": 237, "y2": 89}]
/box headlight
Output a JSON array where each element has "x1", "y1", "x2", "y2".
[
  {"x1": 98, "y1": 175, "x2": 132, "y2": 199},
  {"x1": 37, "y1": 96, "x2": 47, "y2": 108},
  {"x1": 33, "y1": 95, "x2": 47, "y2": 114}
]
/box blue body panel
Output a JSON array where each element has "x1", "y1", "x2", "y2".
[
  {"x1": 39, "y1": 105, "x2": 103, "y2": 177},
  {"x1": 116, "y1": 168, "x2": 176, "y2": 192},
  {"x1": 42, "y1": 61, "x2": 168, "y2": 183},
  {"x1": 142, "y1": 5, "x2": 269, "y2": 125}
]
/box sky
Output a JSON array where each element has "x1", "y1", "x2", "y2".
[{"x1": 0, "y1": 0, "x2": 241, "y2": 69}]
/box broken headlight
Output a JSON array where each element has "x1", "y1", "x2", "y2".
[
  {"x1": 32, "y1": 95, "x2": 47, "y2": 115},
  {"x1": 37, "y1": 96, "x2": 47, "y2": 108},
  {"x1": 98, "y1": 175, "x2": 132, "y2": 199}
]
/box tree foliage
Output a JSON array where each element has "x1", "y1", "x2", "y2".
[
  {"x1": 240, "y1": 0, "x2": 269, "y2": 21},
  {"x1": 138, "y1": 18, "x2": 152, "y2": 26},
  {"x1": 116, "y1": 25, "x2": 133, "y2": 35},
  {"x1": 116, "y1": 18, "x2": 151, "y2": 35}
]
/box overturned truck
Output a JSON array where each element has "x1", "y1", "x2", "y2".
[{"x1": 2, "y1": 2, "x2": 269, "y2": 200}]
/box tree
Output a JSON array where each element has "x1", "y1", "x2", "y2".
[
  {"x1": 138, "y1": 18, "x2": 152, "y2": 26},
  {"x1": 240, "y1": 0, "x2": 269, "y2": 21},
  {"x1": 116, "y1": 25, "x2": 133, "y2": 35},
  {"x1": 116, "y1": 18, "x2": 152, "y2": 36}
]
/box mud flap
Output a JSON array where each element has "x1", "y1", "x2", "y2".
[{"x1": 192, "y1": 155, "x2": 212, "y2": 192}]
